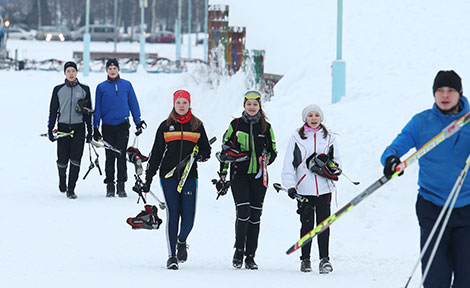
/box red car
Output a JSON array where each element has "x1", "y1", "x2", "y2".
[{"x1": 146, "y1": 31, "x2": 175, "y2": 43}]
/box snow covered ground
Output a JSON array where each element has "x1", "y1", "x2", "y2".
[{"x1": 1, "y1": 1, "x2": 470, "y2": 287}]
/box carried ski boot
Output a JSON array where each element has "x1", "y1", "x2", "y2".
[
  {"x1": 117, "y1": 182, "x2": 127, "y2": 198},
  {"x1": 126, "y1": 205, "x2": 162, "y2": 230},
  {"x1": 245, "y1": 254, "x2": 258, "y2": 270},
  {"x1": 300, "y1": 259, "x2": 312, "y2": 272},
  {"x1": 319, "y1": 257, "x2": 333, "y2": 274},
  {"x1": 177, "y1": 239, "x2": 188, "y2": 263},
  {"x1": 106, "y1": 183, "x2": 115, "y2": 197},
  {"x1": 232, "y1": 248, "x2": 244, "y2": 269},
  {"x1": 167, "y1": 256, "x2": 179, "y2": 270}
]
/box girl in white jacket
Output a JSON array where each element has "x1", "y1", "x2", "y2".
[{"x1": 282, "y1": 104, "x2": 341, "y2": 274}]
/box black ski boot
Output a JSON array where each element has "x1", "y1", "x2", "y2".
[
  {"x1": 58, "y1": 164, "x2": 67, "y2": 193},
  {"x1": 319, "y1": 257, "x2": 333, "y2": 274},
  {"x1": 66, "y1": 189, "x2": 77, "y2": 199},
  {"x1": 232, "y1": 248, "x2": 244, "y2": 269},
  {"x1": 177, "y1": 239, "x2": 188, "y2": 263},
  {"x1": 66, "y1": 162, "x2": 79, "y2": 199},
  {"x1": 300, "y1": 259, "x2": 312, "y2": 272},
  {"x1": 166, "y1": 256, "x2": 179, "y2": 270},
  {"x1": 117, "y1": 182, "x2": 127, "y2": 197},
  {"x1": 106, "y1": 182, "x2": 115, "y2": 197},
  {"x1": 245, "y1": 254, "x2": 258, "y2": 270}
]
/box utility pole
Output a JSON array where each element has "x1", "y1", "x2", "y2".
[
  {"x1": 203, "y1": 0, "x2": 208, "y2": 62},
  {"x1": 139, "y1": 0, "x2": 147, "y2": 69},
  {"x1": 83, "y1": 0, "x2": 91, "y2": 77},
  {"x1": 187, "y1": 0, "x2": 192, "y2": 59},
  {"x1": 332, "y1": 0, "x2": 346, "y2": 104},
  {"x1": 113, "y1": 0, "x2": 118, "y2": 52},
  {"x1": 37, "y1": 0, "x2": 42, "y2": 33},
  {"x1": 176, "y1": 0, "x2": 182, "y2": 65}
]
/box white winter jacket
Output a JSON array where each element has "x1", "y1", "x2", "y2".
[{"x1": 282, "y1": 127, "x2": 341, "y2": 196}]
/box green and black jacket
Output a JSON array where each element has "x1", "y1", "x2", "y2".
[{"x1": 219, "y1": 117, "x2": 277, "y2": 176}]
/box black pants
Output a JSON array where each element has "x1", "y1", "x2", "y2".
[
  {"x1": 298, "y1": 193, "x2": 331, "y2": 260},
  {"x1": 56, "y1": 123, "x2": 85, "y2": 191},
  {"x1": 230, "y1": 173, "x2": 266, "y2": 256},
  {"x1": 102, "y1": 121, "x2": 129, "y2": 184},
  {"x1": 416, "y1": 195, "x2": 470, "y2": 288}
]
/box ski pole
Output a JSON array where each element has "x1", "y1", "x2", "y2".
[
  {"x1": 328, "y1": 161, "x2": 360, "y2": 185},
  {"x1": 148, "y1": 190, "x2": 166, "y2": 210},
  {"x1": 272, "y1": 183, "x2": 308, "y2": 202},
  {"x1": 403, "y1": 152, "x2": 470, "y2": 288}
]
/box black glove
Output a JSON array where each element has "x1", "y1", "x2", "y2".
[
  {"x1": 196, "y1": 153, "x2": 208, "y2": 162},
  {"x1": 287, "y1": 188, "x2": 297, "y2": 199},
  {"x1": 48, "y1": 128, "x2": 55, "y2": 142},
  {"x1": 135, "y1": 120, "x2": 147, "y2": 136},
  {"x1": 384, "y1": 155, "x2": 403, "y2": 178},
  {"x1": 141, "y1": 182, "x2": 151, "y2": 193},
  {"x1": 93, "y1": 128, "x2": 102, "y2": 141}
]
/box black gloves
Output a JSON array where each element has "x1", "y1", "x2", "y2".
[
  {"x1": 47, "y1": 128, "x2": 55, "y2": 142},
  {"x1": 212, "y1": 173, "x2": 230, "y2": 199},
  {"x1": 135, "y1": 120, "x2": 147, "y2": 136},
  {"x1": 384, "y1": 155, "x2": 403, "y2": 178},
  {"x1": 93, "y1": 128, "x2": 102, "y2": 141},
  {"x1": 288, "y1": 188, "x2": 297, "y2": 199},
  {"x1": 142, "y1": 177, "x2": 152, "y2": 193},
  {"x1": 196, "y1": 153, "x2": 208, "y2": 162}
]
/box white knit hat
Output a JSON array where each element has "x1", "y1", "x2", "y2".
[{"x1": 302, "y1": 104, "x2": 324, "y2": 122}]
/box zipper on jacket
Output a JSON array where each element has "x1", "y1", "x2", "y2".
[
  {"x1": 69, "y1": 86, "x2": 73, "y2": 125},
  {"x1": 115, "y1": 83, "x2": 118, "y2": 97},
  {"x1": 178, "y1": 124, "x2": 184, "y2": 178},
  {"x1": 314, "y1": 133, "x2": 319, "y2": 195}
]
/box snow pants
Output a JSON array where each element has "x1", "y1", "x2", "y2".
[
  {"x1": 161, "y1": 177, "x2": 197, "y2": 257},
  {"x1": 230, "y1": 173, "x2": 266, "y2": 256},
  {"x1": 102, "y1": 121, "x2": 129, "y2": 184},
  {"x1": 56, "y1": 123, "x2": 85, "y2": 192},
  {"x1": 416, "y1": 195, "x2": 470, "y2": 288},
  {"x1": 298, "y1": 193, "x2": 331, "y2": 261}
]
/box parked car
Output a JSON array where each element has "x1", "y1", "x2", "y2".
[
  {"x1": 7, "y1": 27, "x2": 35, "y2": 40},
  {"x1": 145, "y1": 31, "x2": 175, "y2": 43},
  {"x1": 72, "y1": 25, "x2": 120, "y2": 42},
  {"x1": 36, "y1": 26, "x2": 71, "y2": 41}
]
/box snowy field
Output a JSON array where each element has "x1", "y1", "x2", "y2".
[{"x1": 1, "y1": 1, "x2": 470, "y2": 287}]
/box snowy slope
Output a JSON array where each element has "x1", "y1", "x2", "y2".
[{"x1": 2, "y1": 1, "x2": 470, "y2": 287}]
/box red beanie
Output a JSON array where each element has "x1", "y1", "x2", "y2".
[{"x1": 173, "y1": 90, "x2": 191, "y2": 105}]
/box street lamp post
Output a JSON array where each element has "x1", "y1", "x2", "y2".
[
  {"x1": 332, "y1": 0, "x2": 346, "y2": 104},
  {"x1": 203, "y1": 0, "x2": 208, "y2": 62},
  {"x1": 187, "y1": 0, "x2": 192, "y2": 59},
  {"x1": 83, "y1": 0, "x2": 91, "y2": 77},
  {"x1": 176, "y1": 0, "x2": 182, "y2": 65},
  {"x1": 140, "y1": 0, "x2": 147, "y2": 69}
]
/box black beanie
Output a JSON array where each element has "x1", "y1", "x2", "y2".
[
  {"x1": 63, "y1": 61, "x2": 77, "y2": 73},
  {"x1": 432, "y1": 70, "x2": 462, "y2": 95},
  {"x1": 106, "y1": 58, "x2": 120, "y2": 70}
]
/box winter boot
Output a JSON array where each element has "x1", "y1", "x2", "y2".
[
  {"x1": 177, "y1": 239, "x2": 188, "y2": 263},
  {"x1": 245, "y1": 254, "x2": 258, "y2": 270},
  {"x1": 117, "y1": 182, "x2": 127, "y2": 198},
  {"x1": 106, "y1": 182, "x2": 115, "y2": 197},
  {"x1": 58, "y1": 163, "x2": 67, "y2": 193},
  {"x1": 319, "y1": 257, "x2": 333, "y2": 274},
  {"x1": 300, "y1": 259, "x2": 312, "y2": 272},
  {"x1": 232, "y1": 248, "x2": 244, "y2": 269},
  {"x1": 65, "y1": 161, "x2": 80, "y2": 199},
  {"x1": 166, "y1": 256, "x2": 179, "y2": 270}
]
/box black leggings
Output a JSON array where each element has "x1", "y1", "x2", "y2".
[
  {"x1": 298, "y1": 193, "x2": 331, "y2": 260},
  {"x1": 102, "y1": 121, "x2": 129, "y2": 183},
  {"x1": 56, "y1": 123, "x2": 85, "y2": 190}
]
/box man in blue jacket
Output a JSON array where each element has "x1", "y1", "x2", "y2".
[
  {"x1": 94, "y1": 59, "x2": 145, "y2": 197},
  {"x1": 381, "y1": 70, "x2": 470, "y2": 288}
]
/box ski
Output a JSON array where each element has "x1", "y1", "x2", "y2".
[
  {"x1": 40, "y1": 129, "x2": 74, "y2": 140},
  {"x1": 272, "y1": 183, "x2": 308, "y2": 202},
  {"x1": 90, "y1": 139, "x2": 121, "y2": 154},
  {"x1": 164, "y1": 154, "x2": 191, "y2": 178},
  {"x1": 286, "y1": 111, "x2": 470, "y2": 255},
  {"x1": 176, "y1": 136, "x2": 216, "y2": 193}
]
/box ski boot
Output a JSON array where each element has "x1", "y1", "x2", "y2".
[
  {"x1": 319, "y1": 257, "x2": 333, "y2": 274},
  {"x1": 66, "y1": 189, "x2": 77, "y2": 199},
  {"x1": 232, "y1": 248, "x2": 244, "y2": 269},
  {"x1": 117, "y1": 182, "x2": 127, "y2": 198},
  {"x1": 301, "y1": 259, "x2": 312, "y2": 272},
  {"x1": 106, "y1": 182, "x2": 115, "y2": 197},
  {"x1": 245, "y1": 254, "x2": 258, "y2": 270},
  {"x1": 177, "y1": 239, "x2": 188, "y2": 263},
  {"x1": 58, "y1": 164, "x2": 67, "y2": 193},
  {"x1": 167, "y1": 256, "x2": 179, "y2": 270}
]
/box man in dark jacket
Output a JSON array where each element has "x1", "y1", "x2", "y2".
[
  {"x1": 93, "y1": 58, "x2": 145, "y2": 197},
  {"x1": 48, "y1": 61, "x2": 93, "y2": 199}
]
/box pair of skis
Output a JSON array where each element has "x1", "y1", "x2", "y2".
[
  {"x1": 40, "y1": 129, "x2": 74, "y2": 140},
  {"x1": 285, "y1": 111, "x2": 470, "y2": 255},
  {"x1": 164, "y1": 137, "x2": 217, "y2": 193}
]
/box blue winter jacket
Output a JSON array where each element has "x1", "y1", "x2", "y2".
[
  {"x1": 381, "y1": 96, "x2": 470, "y2": 208},
  {"x1": 93, "y1": 78, "x2": 141, "y2": 128}
]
